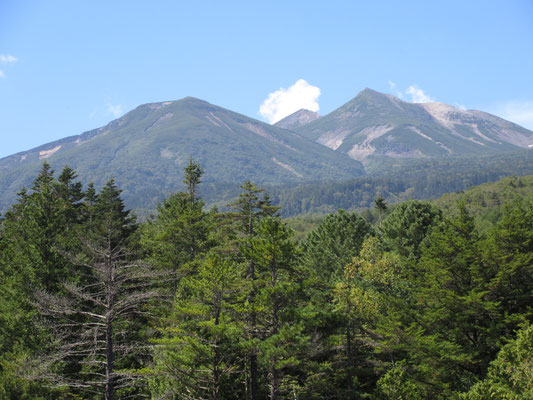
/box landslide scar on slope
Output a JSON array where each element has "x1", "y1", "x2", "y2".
[{"x1": 39, "y1": 145, "x2": 62, "y2": 159}]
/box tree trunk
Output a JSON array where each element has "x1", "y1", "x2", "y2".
[
  {"x1": 105, "y1": 244, "x2": 115, "y2": 400},
  {"x1": 250, "y1": 353, "x2": 259, "y2": 400},
  {"x1": 106, "y1": 314, "x2": 114, "y2": 400},
  {"x1": 269, "y1": 367, "x2": 280, "y2": 400},
  {"x1": 346, "y1": 320, "x2": 353, "y2": 390}
]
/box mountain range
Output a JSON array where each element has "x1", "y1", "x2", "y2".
[
  {"x1": 0, "y1": 88, "x2": 532, "y2": 213},
  {"x1": 292, "y1": 89, "x2": 533, "y2": 161}
]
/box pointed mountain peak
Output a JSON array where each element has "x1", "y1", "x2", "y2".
[
  {"x1": 180, "y1": 96, "x2": 210, "y2": 105},
  {"x1": 274, "y1": 109, "x2": 321, "y2": 130},
  {"x1": 359, "y1": 87, "x2": 381, "y2": 95}
]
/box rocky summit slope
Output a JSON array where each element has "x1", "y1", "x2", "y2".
[
  {"x1": 274, "y1": 109, "x2": 321, "y2": 130},
  {"x1": 294, "y1": 88, "x2": 533, "y2": 161},
  {"x1": 0, "y1": 97, "x2": 364, "y2": 212}
]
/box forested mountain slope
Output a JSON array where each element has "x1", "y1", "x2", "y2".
[{"x1": 268, "y1": 150, "x2": 533, "y2": 216}]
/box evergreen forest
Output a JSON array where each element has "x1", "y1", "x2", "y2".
[{"x1": 0, "y1": 161, "x2": 532, "y2": 399}]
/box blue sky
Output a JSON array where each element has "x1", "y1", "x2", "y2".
[{"x1": 1, "y1": 0, "x2": 532, "y2": 158}]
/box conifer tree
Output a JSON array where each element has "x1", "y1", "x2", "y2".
[
  {"x1": 244, "y1": 217, "x2": 306, "y2": 399},
  {"x1": 141, "y1": 159, "x2": 214, "y2": 295},
  {"x1": 461, "y1": 323, "x2": 533, "y2": 399},
  {"x1": 380, "y1": 200, "x2": 442, "y2": 260},
  {"x1": 298, "y1": 210, "x2": 374, "y2": 398},
  {"x1": 229, "y1": 181, "x2": 279, "y2": 400},
  {"x1": 374, "y1": 195, "x2": 388, "y2": 225},
  {"x1": 151, "y1": 254, "x2": 245, "y2": 400},
  {"x1": 0, "y1": 164, "x2": 85, "y2": 398}
]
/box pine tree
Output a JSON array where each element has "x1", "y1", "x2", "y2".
[
  {"x1": 298, "y1": 210, "x2": 374, "y2": 398},
  {"x1": 380, "y1": 200, "x2": 442, "y2": 260}
]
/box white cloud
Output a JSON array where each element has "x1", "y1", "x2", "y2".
[
  {"x1": 259, "y1": 79, "x2": 321, "y2": 124},
  {"x1": 405, "y1": 85, "x2": 435, "y2": 103},
  {"x1": 388, "y1": 80, "x2": 404, "y2": 99},
  {"x1": 0, "y1": 54, "x2": 17, "y2": 64},
  {"x1": 388, "y1": 81, "x2": 435, "y2": 102},
  {"x1": 492, "y1": 101, "x2": 533, "y2": 130},
  {"x1": 106, "y1": 103, "x2": 125, "y2": 118},
  {"x1": 0, "y1": 54, "x2": 17, "y2": 79}
]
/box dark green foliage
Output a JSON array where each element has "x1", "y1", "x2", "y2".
[
  {"x1": 374, "y1": 195, "x2": 388, "y2": 225},
  {"x1": 92, "y1": 179, "x2": 137, "y2": 244},
  {"x1": 410, "y1": 207, "x2": 501, "y2": 394},
  {"x1": 380, "y1": 200, "x2": 442, "y2": 259},
  {"x1": 244, "y1": 217, "x2": 307, "y2": 398},
  {"x1": 483, "y1": 200, "x2": 533, "y2": 324},
  {"x1": 141, "y1": 190, "x2": 214, "y2": 293},
  {"x1": 300, "y1": 209, "x2": 374, "y2": 283},
  {"x1": 151, "y1": 254, "x2": 246, "y2": 399},
  {"x1": 0, "y1": 164, "x2": 85, "y2": 398},
  {"x1": 183, "y1": 157, "x2": 203, "y2": 203},
  {"x1": 298, "y1": 211, "x2": 375, "y2": 398},
  {"x1": 461, "y1": 323, "x2": 533, "y2": 399},
  {"x1": 229, "y1": 180, "x2": 280, "y2": 236}
]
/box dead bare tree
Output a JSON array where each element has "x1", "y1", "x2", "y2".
[
  {"x1": 30, "y1": 180, "x2": 166, "y2": 399},
  {"x1": 32, "y1": 228, "x2": 164, "y2": 399}
]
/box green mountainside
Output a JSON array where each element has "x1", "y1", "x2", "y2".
[
  {"x1": 0, "y1": 97, "x2": 364, "y2": 212},
  {"x1": 295, "y1": 88, "x2": 533, "y2": 161},
  {"x1": 285, "y1": 173, "x2": 533, "y2": 240},
  {"x1": 433, "y1": 174, "x2": 533, "y2": 229}
]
